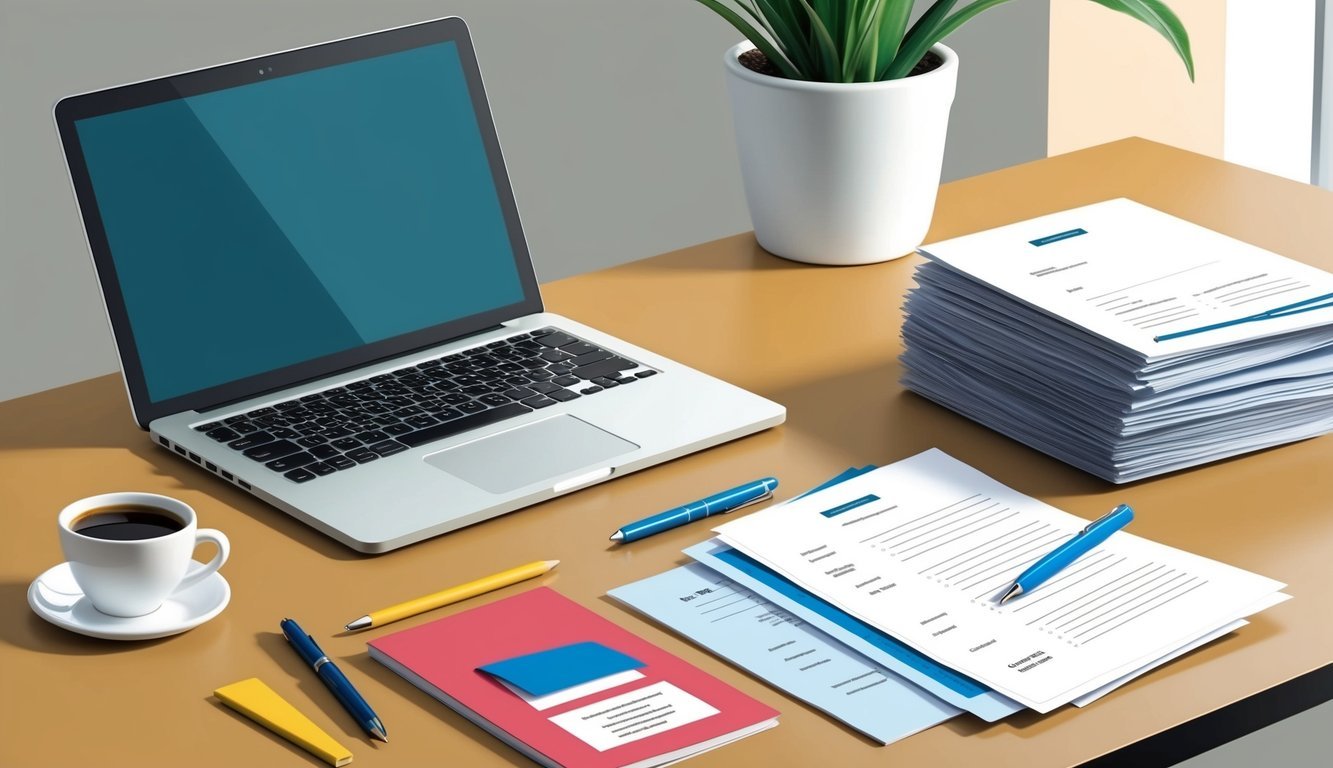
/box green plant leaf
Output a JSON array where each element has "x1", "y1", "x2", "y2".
[
  {"x1": 752, "y1": 0, "x2": 818, "y2": 75},
  {"x1": 1087, "y1": 0, "x2": 1194, "y2": 80},
  {"x1": 883, "y1": 0, "x2": 956, "y2": 79},
  {"x1": 875, "y1": 0, "x2": 915, "y2": 76},
  {"x1": 693, "y1": 0, "x2": 804, "y2": 79},
  {"x1": 792, "y1": 0, "x2": 844, "y2": 80}
]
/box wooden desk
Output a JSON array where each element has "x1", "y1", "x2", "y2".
[{"x1": 2, "y1": 139, "x2": 1329, "y2": 767}]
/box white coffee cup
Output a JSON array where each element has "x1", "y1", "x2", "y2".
[{"x1": 58, "y1": 492, "x2": 230, "y2": 617}]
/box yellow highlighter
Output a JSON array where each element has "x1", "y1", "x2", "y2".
[
  {"x1": 214, "y1": 678, "x2": 353, "y2": 767},
  {"x1": 344, "y1": 559, "x2": 559, "y2": 631}
]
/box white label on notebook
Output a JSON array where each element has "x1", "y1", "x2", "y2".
[
  {"x1": 546, "y1": 681, "x2": 719, "y2": 752},
  {"x1": 497, "y1": 669, "x2": 645, "y2": 711}
]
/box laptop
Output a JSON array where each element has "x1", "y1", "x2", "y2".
[{"x1": 54, "y1": 17, "x2": 785, "y2": 553}]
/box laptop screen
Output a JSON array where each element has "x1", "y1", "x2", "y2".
[{"x1": 70, "y1": 36, "x2": 531, "y2": 409}]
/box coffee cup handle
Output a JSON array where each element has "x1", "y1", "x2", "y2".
[{"x1": 178, "y1": 528, "x2": 230, "y2": 590}]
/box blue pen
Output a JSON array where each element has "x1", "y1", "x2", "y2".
[
  {"x1": 280, "y1": 618, "x2": 388, "y2": 742},
  {"x1": 998, "y1": 504, "x2": 1134, "y2": 605},
  {"x1": 610, "y1": 477, "x2": 779, "y2": 543}
]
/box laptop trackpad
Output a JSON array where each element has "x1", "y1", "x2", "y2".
[{"x1": 423, "y1": 415, "x2": 638, "y2": 494}]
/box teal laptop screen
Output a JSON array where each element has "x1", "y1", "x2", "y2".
[{"x1": 74, "y1": 41, "x2": 525, "y2": 404}]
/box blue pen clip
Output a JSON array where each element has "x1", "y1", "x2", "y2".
[{"x1": 1154, "y1": 291, "x2": 1333, "y2": 342}]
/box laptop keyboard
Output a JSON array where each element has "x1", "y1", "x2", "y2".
[{"x1": 190, "y1": 327, "x2": 657, "y2": 483}]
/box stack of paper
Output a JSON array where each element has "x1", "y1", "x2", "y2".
[
  {"x1": 900, "y1": 199, "x2": 1333, "y2": 482},
  {"x1": 610, "y1": 451, "x2": 1288, "y2": 743}
]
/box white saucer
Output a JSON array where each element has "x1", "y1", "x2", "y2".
[{"x1": 27, "y1": 560, "x2": 230, "y2": 641}]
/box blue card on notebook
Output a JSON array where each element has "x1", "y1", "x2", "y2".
[{"x1": 479, "y1": 641, "x2": 644, "y2": 697}]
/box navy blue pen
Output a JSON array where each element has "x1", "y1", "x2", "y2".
[
  {"x1": 999, "y1": 504, "x2": 1134, "y2": 605},
  {"x1": 280, "y1": 618, "x2": 388, "y2": 742},
  {"x1": 610, "y1": 477, "x2": 779, "y2": 543}
]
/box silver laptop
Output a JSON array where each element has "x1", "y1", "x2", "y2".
[{"x1": 54, "y1": 17, "x2": 784, "y2": 553}]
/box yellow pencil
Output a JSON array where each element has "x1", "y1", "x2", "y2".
[{"x1": 344, "y1": 559, "x2": 559, "y2": 631}]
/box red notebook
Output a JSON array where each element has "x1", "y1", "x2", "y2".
[{"x1": 369, "y1": 587, "x2": 778, "y2": 768}]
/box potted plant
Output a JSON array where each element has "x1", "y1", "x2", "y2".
[{"x1": 694, "y1": 0, "x2": 1193, "y2": 265}]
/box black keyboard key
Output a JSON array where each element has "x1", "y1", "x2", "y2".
[
  {"x1": 384, "y1": 422, "x2": 415, "y2": 435},
  {"x1": 521, "y1": 395, "x2": 558, "y2": 409},
  {"x1": 546, "y1": 363, "x2": 574, "y2": 375},
  {"x1": 231, "y1": 421, "x2": 258, "y2": 435},
  {"x1": 535, "y1": 331, "x2": 576, "y2": 348},
  {"x1": 374, "y1": 415, "x2": 400, "y2": 427},
  {"x1": 520, "y1": 359, "x2": 547, "y2": 370},
  {"x1": 332, "y1": 437, "x2": 363, "y2": 451},
  {"x1": 369, "y1": 439, "x2": 409, "y2": 457},
  {"x1": 323, "y1": 426, "x2": 352, "y2": 439},
  {"x1": 487, "y1": 340, "x2": 509, "y2": 349},
  {"x1": 405, "y1": 415, "x2": 438, "y2": 429},
  {"x1": 206, "y1": 426, "x2": 240, "y2": 442},
  {"x1": 529, "y1": 381, "x2": 562, "y2": 394},
  {"x1": 311, "y1": 444, "x2": 340, "y2": 460},
  {"x1": 300, "y1": 393, "x2": 326, "y2": 402},
  {"x1": 636, "y1": 370, "x2": 658, "y2": 378},
  {"x1": 568, "y1": 349, "x2": 613, "y2": 367},
  {"x1": 266, "y1": 452, "x2": 315, "y2": 472},
  {"x1": 398, "y1": 403, "x2": 533, "y2": 448},
  {"x1": 370, "y1": 374, "x2": 394, "y2": 383},
  {"x1": 224, "y1": 414, "x2": 249, "y2": 424},
  {"x1": 591, "y1": 377, "x2": 620, "y2": 388},
  {"x1": 572, "y1": 357, "x2": 636, "y2": 380},
  {"x1": 353, "y1": 430, "x2": 389, "y2": 443},
  {"x1": 270, "y1": 427, "x2": 299, "y2": 439},
  {"x1": 307, "y1": 461, "x2": 338, "y2": 476},
  {"x1": 505, "y1": 375, "x2": 532, "y2": 386},
  {"x1": 276, "y1": 400, "x2": 301, "y2": 410},
  {"x1": 243, "y1": 439, "x2": 300, "y2": 461},
  {"x1": 458, "y1": 401, "x2": 488, "y2": 414},
  {"x1": 461, "y1": 385, "x2": 492, "y2": 396},
  {"x1": 433, "y1": 407, "x2": 463, "y2": 420},
  {"x1": 553, "y1": 375, "x2": 581, "y2": 387},
  {"x1": 247, "y1": 407, "x2": 277, "y2": 418},
  {"x1": 549, "y1": 389, "x2": 580, "y2": 402},
  {"x1": 196, "y1": 421, "x2": 222, "y2": 432},
  {"x1": 527, "y1": 369, "x2": 555, "y2": 381},
  {"x1": 561, "y1": 342, "x2": 598, "y2": 357},
  {"x1": 442, "y1": 393, "x2": 471, "y2": 405},
  {"x1": 284, "y1": 467, "x2": 317, "y2": 483},
  {"x1": 580, "y1": 386, "x2": 604, "y2": 394},
  {"x1": 347, "y1": 448, "x2": 379, "y2": 464},
  {"x1": 499, "y1": 362, "x2": 524, "y2": 372},
  {"x1": 539, "y1": 349, "x2": 574, "y2": 363},
  {"x1": 326, "y1": 455, "x2": 356, "y2": 470},
  {"x1": 611, "y1": 374, "x2": 637, "y2": 385},
  {"x1": 503, "y1": 386, "x2": 536, "y2": 400},
  {"x1": 297, "y1": 435, "x2": 328, "y2": 448},
  {"x1": 479, "y1": 393, "x2": 511, "y2": 407},
  {"x1": 229, "y1": 431, "x2": 274, "y2": 450},
  {"x1": 347, "y1": 379, "x2": 373, "y2": 390}
]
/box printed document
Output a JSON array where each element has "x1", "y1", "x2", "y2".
[
  {"x1": 917, "y1": 198, "x2": 1333, "y2": 361},
  {"x1": 713, "y1": 449, "x2": 1289, "y2": 712},
  {"x1": 610, "y1": 563, "x2": 957, "y2": 744}
]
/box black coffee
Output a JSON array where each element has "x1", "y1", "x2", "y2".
[{"x1": 72, "y1": 505, "x2": 184, "y2": 541}]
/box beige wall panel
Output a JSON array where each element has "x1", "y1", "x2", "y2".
[{"x1": 1048, "y1": 0, "x2": 1225, "y2": 157}]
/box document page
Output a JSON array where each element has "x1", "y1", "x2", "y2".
[
  {"x1": 917, "y1": 198, "x2": 1333, "y2": 360},
  {"x1": 714, "y1": 450, "x2": 1288, "y2": 712},
  {"x1": 609, "y1": 563, "x2": 957, "y2": 744}
]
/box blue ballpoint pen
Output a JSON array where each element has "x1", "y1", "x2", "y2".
[
  {"x1": 280, "y1": 618, "x2": 389, "y2": 742},
  {"x1": 998, "y1": 504, "x2": 1134, "y2": 605},
  {"x1": 609, "y1": 477, "x2": 779, "y2": 543}
]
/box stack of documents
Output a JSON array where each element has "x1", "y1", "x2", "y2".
[
  {"x1": 899, "y1": 199, "x2": 1333, "y2": 482},
  {"x1": 611, "y1": 450, "x2": 1288, "y2": 743}
]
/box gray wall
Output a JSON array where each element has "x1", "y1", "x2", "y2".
[{"x1": 0, "y1": 0, "x2": 1047, "y2": 402}]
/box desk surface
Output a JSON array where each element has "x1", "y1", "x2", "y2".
[{"x1": 2, "y1": 138, "x2": 1330, "y2": 768}]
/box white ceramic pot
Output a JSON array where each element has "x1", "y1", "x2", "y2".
[{"x1": 724, "y1": 41, "x2": 958, "y2": 266}]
